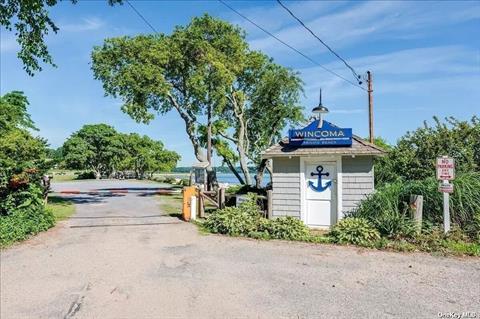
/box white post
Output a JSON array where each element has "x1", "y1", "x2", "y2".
[
  {"x1": 190, "y1": 195, "x2": 197, "y2": 221},
  {"x1": 443, "y1": 180, "x2": 450, "y2": 233}
]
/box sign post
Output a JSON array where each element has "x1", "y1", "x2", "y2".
[{"x1": 436, "y1": 156, "x2": 455, "y2": 233}]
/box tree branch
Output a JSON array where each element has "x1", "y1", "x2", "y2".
[{"x1": 218, "y1": 131, "x2": 238, "y2": 143}]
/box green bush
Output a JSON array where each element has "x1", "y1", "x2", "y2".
[
  {"x1": 0, "y1": 185, "x2": 55, "y2": 246},
  {"x1": 260, "y1": 217, "x2": 310, "y2": 241},
  {"x1": 75, "y1": 171, "x2": 96, "y2": 180},
  {"x1": 329, "y1": 217, "x2": 380, "y2": 246},
  {"x1": 204, "y1": 193, "x2": 262, "y2": 236},
  {"x1": 353, "y1": 172, "x2": 480, "y2": 240},
  {"x1": 204, "y1": 194, "x2": 311, "y2": 241},
  {"x1": 465, "y1": 212, "x2": 480, "y2": 243}
]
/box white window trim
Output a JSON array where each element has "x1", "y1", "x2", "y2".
[{"x1": 300, "y1": 155, "x2": 343, "y2": 227}]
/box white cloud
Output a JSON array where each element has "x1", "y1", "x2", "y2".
[
  {"x1": 243, "y1": 1, "x2": 480, "y2": 57},
  {"x1": 59, "y1": 17, "x2": 105, "y2": 32},
  {"x1": 293, "y1": 45, "x2": 480, "y2": 112}
]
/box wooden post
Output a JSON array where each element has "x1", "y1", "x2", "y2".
[
  {"x1": 199, "y1": 190, "x2": 205, "y2": 218},
  {"x1": 409, "y1": 195, "x2": 423, "y2": 232},
  {"x1": 219, "y1": 187, "x2": 225, "y2": 209},
  {"x1": 367, "y1": 70, "x2": 374, "y2": 144},
  {"x1": 267, "y1": 190, "x2": 273, "y2": 219}
]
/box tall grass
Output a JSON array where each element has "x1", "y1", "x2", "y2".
[{"x1": 352, "y1": 172, "x2": 480, "y2": 239}]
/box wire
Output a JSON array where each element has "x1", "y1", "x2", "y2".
[
  {"x1": 276, "y1": 0, "x2": 362, "y2": 84},
  {"x1": 218, "y1": 0, "x2": 366, "y2": 91},
  {"x1": 125, "y1": 0, "x2": 159, "y2": 33}
]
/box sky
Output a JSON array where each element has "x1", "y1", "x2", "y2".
[{"x1": 1, "y1": 0, "x2": 479, "y2": 166}]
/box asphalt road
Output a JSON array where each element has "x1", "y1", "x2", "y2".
[{"x1": 1, "y1": 180, "x2": 479, "y2": 319}]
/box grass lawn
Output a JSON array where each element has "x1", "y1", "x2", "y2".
[
  {"x1": 156, "y1": 193, "x2": 183, "y2": 218},
  {"x1": 49, "y1": 170, "x2": 78, "y2": 182},
  {"x1": 47, "y1": 196, "x2": 76, "y2": 221}
]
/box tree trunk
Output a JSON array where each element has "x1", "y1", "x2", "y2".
[
  {"x1": 255, "y1": 159, "x2": 269, "y2": 188},
  {"x1": 224, "y1": 156, "x2": 245, "y2": 185},
  {"x1": 237, "y1": 112, "x2": 252, "y2": 185},
  {"x1": 237, "y1": 146, "x2": 251, "y2": 185},
  {"x1": 168, "y1": 93, "x2": 206, "y2": 163},
  {"x1": 206, "y1": 104, "x2": 218, "y2": 190}
]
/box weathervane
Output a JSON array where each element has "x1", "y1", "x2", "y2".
[{"x1": 311, "y1": 88, "x2": 329, "y2": 128}]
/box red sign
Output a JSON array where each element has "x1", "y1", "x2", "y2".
[{"x1": 436, "y1": 157, "x2": 455, "y2": 180}]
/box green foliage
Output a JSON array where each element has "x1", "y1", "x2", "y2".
[
  {"x1": 0, "y1": 183, "x2": 55, "y2": 246},
  {"x1": 0, "y1": 91, "x2": 37, "y2": 131},
  {"x1": 353, "y1": 172, "x2": 480, "y2": 240},
  {"x1": 0, "y1": 91, "x2": 55, "y2": 245},
  {"x1": 0, "y1": 128, "x2": 49, "y2": 172},
  {"x1": 91, "y1": 14, "x2": 303, "y2": 185},
  {"x1": 62, "y1": 124, "x2": 123, "y2": 178},
  {"x1": 46, "y1": 146, "x2": 64, "y2": 166},
  {"x1": 351, "y1": 182, "x2": 417, "y2": 238},
  {"x1": 260, "y1": 217, "x2": 310, "y2": 241},
  {"x1": 118, "y1": 133, "x2": 180, "y2": 178},
  {"x1": 204, "y1": 193, "x2": 312, "y2": 241},
  {"x1": 47, "y1": 196, "x2": 75, "y2": 221},
  {"x1": 62, "y1": 125, "x2": 179, "y2": 179},
  {"x1": 204, "y1": 194, "x2": 261, "y2": 236},
  {"x1": 375, "y1": 116, "x2": 479, "y2": 185},
  {"x1": 210, "y1": 51, "x2": 304, "y2": 185},
  {"x1": 443, "y1": 240, "x2": 480, "y2": 256},
  {"x1": 329, "y1": 217, "x2": 380, "y2": 246},
  {"x1": 0, "y1": 0, "x2": 122, "y2": 75},
  {"x1": 75, "y1": 171, "x2": 96, "y2": 180}
]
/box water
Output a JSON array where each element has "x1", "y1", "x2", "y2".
[
  {"x1": 163, "y1": 173, "x2": 271, "y2": 186},
  {"x1": 215, "y1": 173, "x2": 271, "y2": 186}
]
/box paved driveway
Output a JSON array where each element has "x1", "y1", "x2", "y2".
[{"x1": 1, "y1": 180, "x2": 479, "y2": 319}]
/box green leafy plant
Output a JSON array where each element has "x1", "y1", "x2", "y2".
[
  {"x1": 260, "y1": 217, "x2": 310, "y2": 241},
  {"x1": 0, "y1": 184, "x2": 55, "y2": 246},
  {"x1": 0, "y1": 91, "x2": 56, "y2": 246},
  {"x1": 204, "y1": 193, "x2": 262, "y2": 236},
  {"x1": 329, "y1": 217, "x2": 380, "y2": 246},
  {"x1": 353, "y1": 172, "x2": 480, "y2": 240},
  {"x1": 75, "y1": 171, "x2": 96, "y2": 180},
  {"x1": 204, "y1": 194, "x2": 311, "y2": 241},
  {"x1": 375, "y1": 116, "x2": 479, "y2": 185}
]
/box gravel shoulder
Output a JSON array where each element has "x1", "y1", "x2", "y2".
[{"x1": 1, "y1": 180, "x2": 479, "y2": 319}]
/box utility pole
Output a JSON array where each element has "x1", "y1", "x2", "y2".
[{"x1": 367, "y1": 70, "x2": 374, "y2": 144}]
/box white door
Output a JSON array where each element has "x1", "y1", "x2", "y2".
[{"x1": 305, "y1": 162, "x2": 336, "y2": 227}]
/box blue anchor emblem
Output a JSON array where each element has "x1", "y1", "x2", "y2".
[{"x1": 308, "y1": 165, "x2": 332, "y2": 192}]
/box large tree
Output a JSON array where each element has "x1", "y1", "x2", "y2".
[
  {"x1": 0, "y1": 91, "x2": 49, "y2": 173},
  {"x1": 0, "y1": 0, "x2": 122, "y2": 75},
  {"x1": 62, "y1": 124, "x2": 123, "y2": 179},
  {"x1": 212, "y1": 52, "x2": 303, "y2": 186},
  {"x1": 92, "y1": 15, "x2": 246, "y2": 164},
  {"x1": 0, "y1": 91, "x2": 51, "y2": 216},
  {"x1": 92, "y1": 14, "x2": 303, "y2": 186},
  {"x1": 118, "y1": 133, "x2": 180, "y2": 179}
]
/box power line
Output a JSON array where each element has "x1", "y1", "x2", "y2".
[
  {"x1": 218, "y1": 0, "x2": 366, "y2": 91},
  {"x1": 125, "y1": 0, "x2": 158, "y2": 33},
  {"x1": 276, "y1": 0, "x2": 362, "y2": 85}
]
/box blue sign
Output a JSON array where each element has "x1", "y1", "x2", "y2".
[
  {"x1": 308, "y1": 165, "x2": 332, "y2": 192},
  {"x1": 288, "y1": 120, "x2": 352, "y2": 147}
]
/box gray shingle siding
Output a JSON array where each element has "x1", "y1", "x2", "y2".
[
  {"x1": 342, "y1": 156, "x2": 374, "y2": 214},
  {"x1": 271, "y1": 157, "x2": 301, "y2": 218}
]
